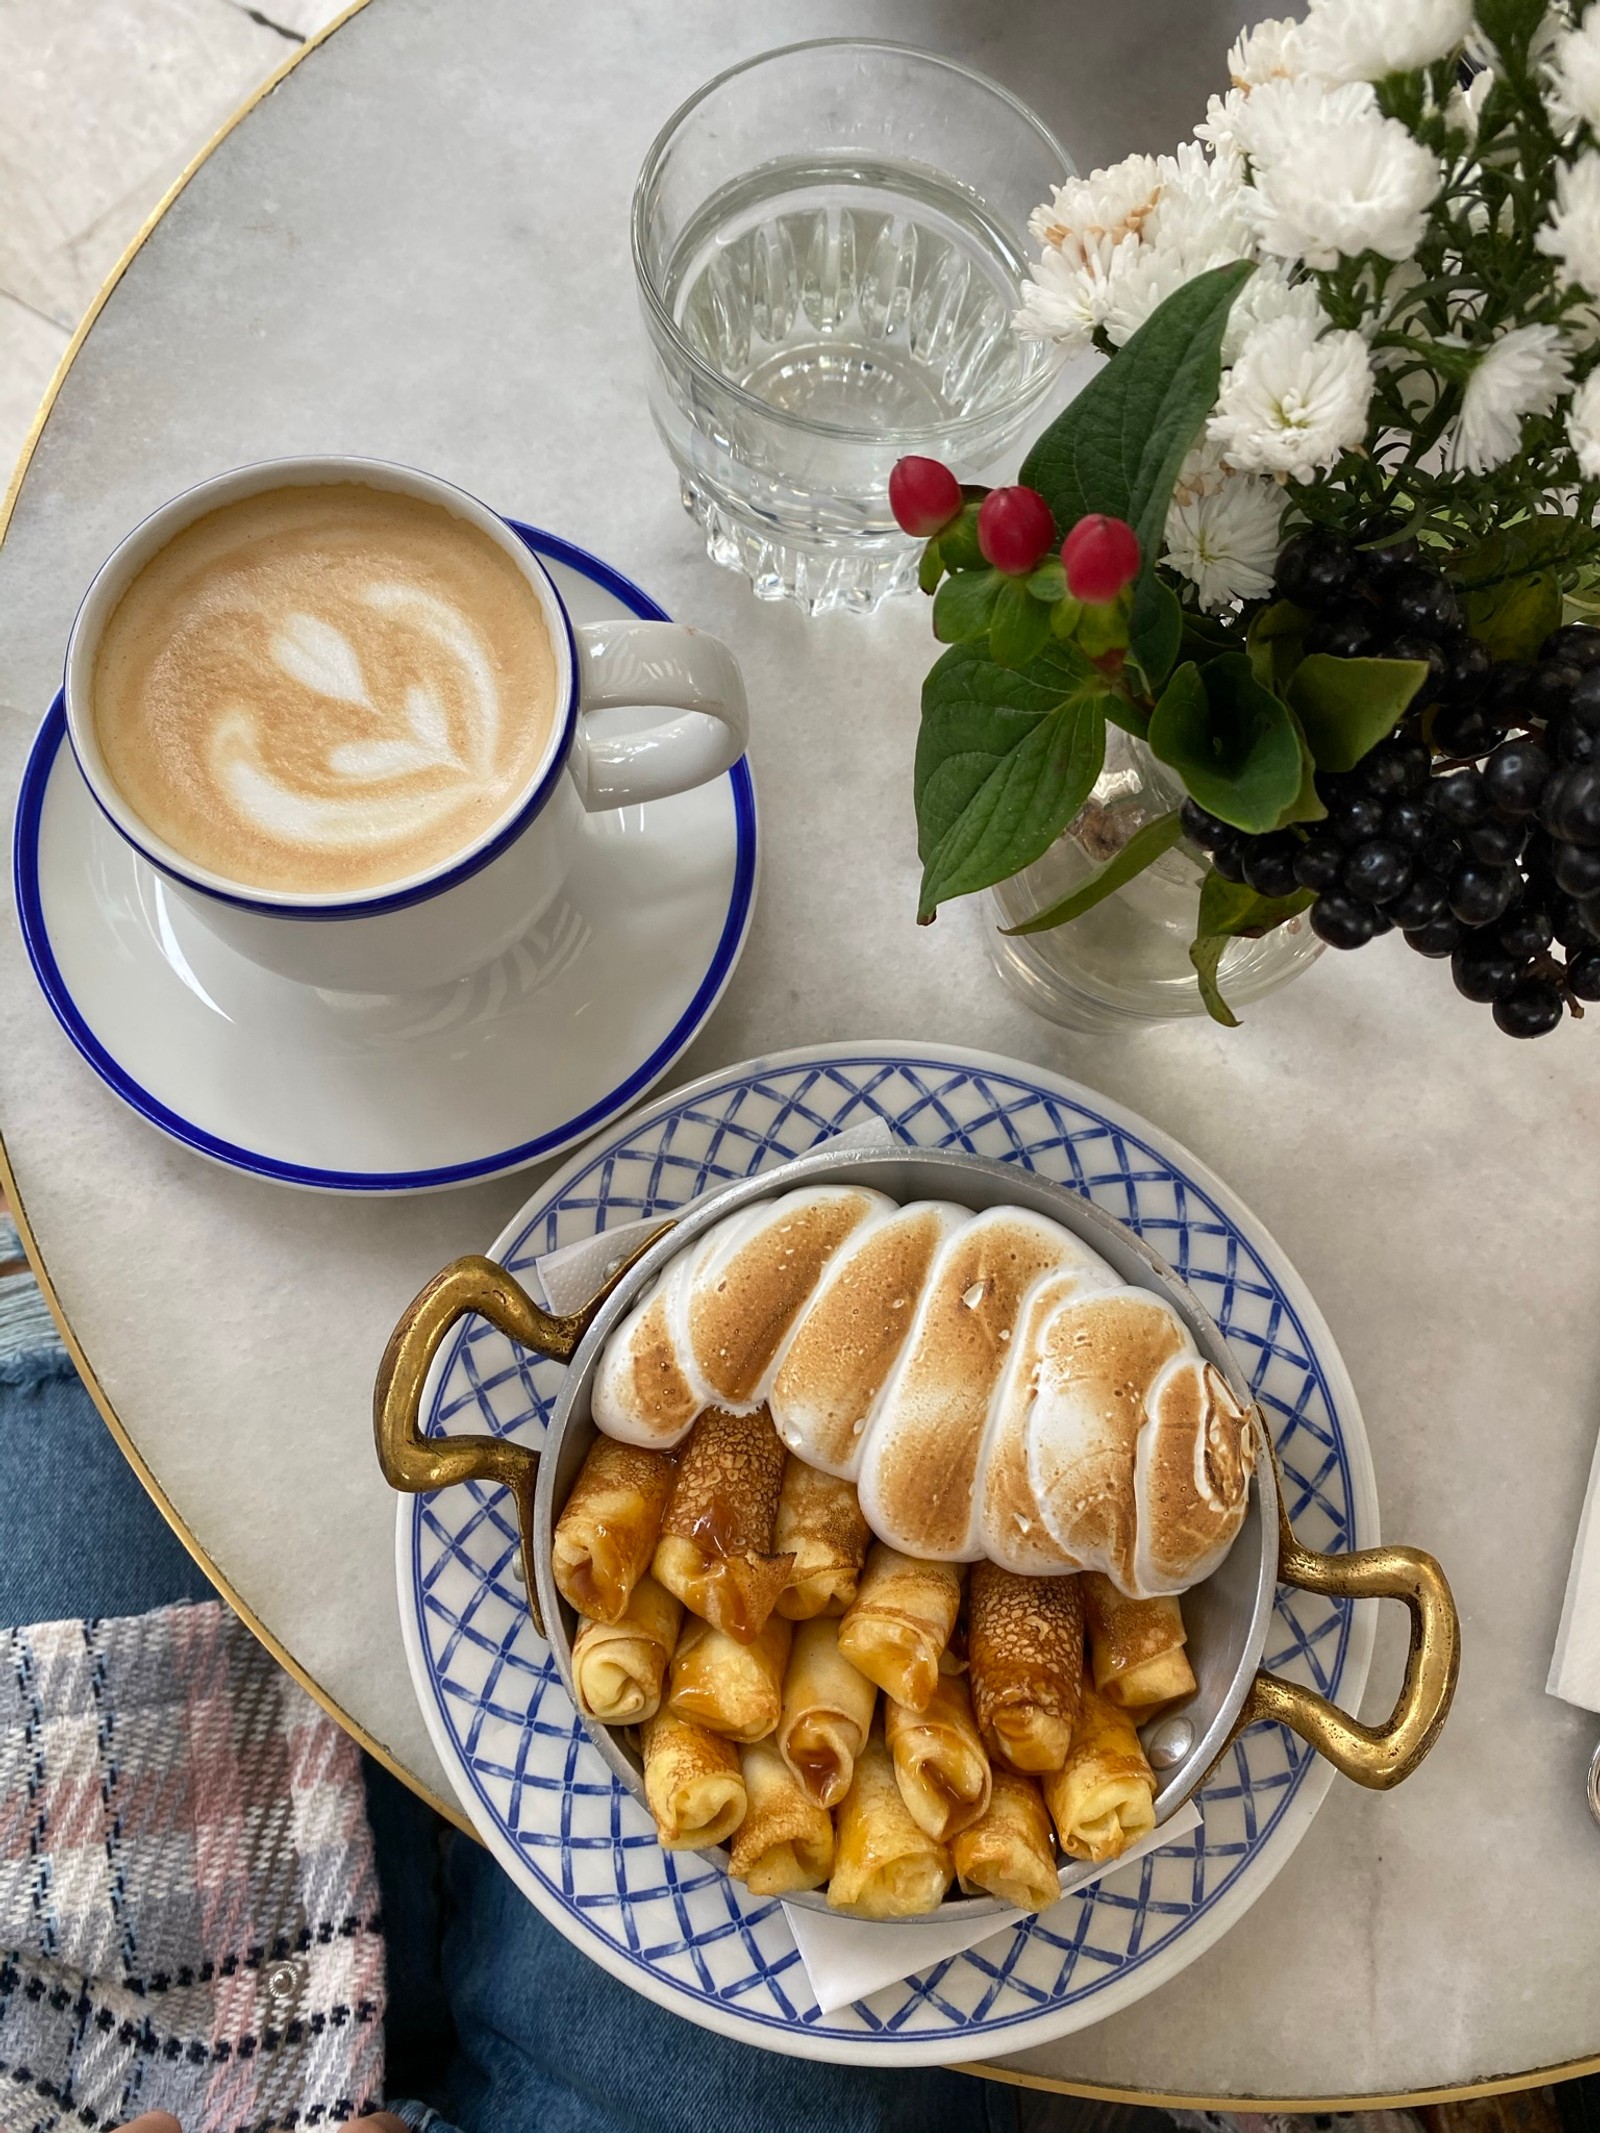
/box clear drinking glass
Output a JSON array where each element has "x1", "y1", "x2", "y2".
[
  {"x1": 631, "y1": 40, "x2": 1073, "y2": 615},
  {"x1": 988, "y1": 731, "x2": 1325, "y2": 1031}
]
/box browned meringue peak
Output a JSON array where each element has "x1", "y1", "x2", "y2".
[
  {"x1": 687, "y1": 1188, "x2": 886, "y2": 1407},
  {"x1": 1023, "y1": 1290, "x2": 1192, "y2": 1590},
  {"x1": 591, "y1": 1187, "x2": 892, "y2": 1446},
  {"x1": 768, "y1": 1201, "x2": 967, "y2": 1475},
  {"x1": 974, "y1": 1263, "x2": 1119, "y2": 1577},
  {"x1": 1025, "y1": 1290, "x2": 1256, "y2": 1594},
  {"x1": 856, "y1": 1207, "x2": 1092, "y2": 1560},
  {"x1": 1134, "y1": 1359, "x2": 1256, "y2": 1594}
]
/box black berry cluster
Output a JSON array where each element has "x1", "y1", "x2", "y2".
[{"x1": 1181, "y1": 528, "x2": 1600, "y2": 1039}]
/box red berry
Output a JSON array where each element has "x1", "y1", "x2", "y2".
[
  {"x1": 1062, "y1": 514, "x2": 1141, "y2": 604},
  {"x1": 976, "y1": 486, "x2": 1056, "y2": 576},
  {"x1": 888, "y1": 457, "x2": 963, "y2": 537}
]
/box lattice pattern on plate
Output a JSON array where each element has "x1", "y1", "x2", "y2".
[{"x1": 405, "y1": 1052, "x2": 1369, "y2": 2056}]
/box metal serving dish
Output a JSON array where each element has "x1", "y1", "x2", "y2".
[{"x1": 376, "y1": 1144, "x2": 1459, "y2": 1919}]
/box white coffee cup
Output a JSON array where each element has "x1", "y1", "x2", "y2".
[{"x1": 63, "y1": 456, "x2": 749, "y2": 993}]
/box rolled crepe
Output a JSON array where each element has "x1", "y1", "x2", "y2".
[
  {"x1": 1044, "y1": 1681, "x2": 1157, "y2": 1864},
  {"x1": 552, "y1": 1437, "x2": 677, "y2": 1624},
  {"x1": 968, "y1": 1563, "x2": 1084, "y2": 1774},
  {"x1": 652, "y1": 1406, "x2": 794, "y2": 1641},
  {"x1": 774, "y1": 1460, "x2": 871, "y2": 1620},
  {"x1": 952, "y1": 1771, "x2": 1062, "y2": 1913},
  {"x1": 836, "y1": 1545, "x2": 962, "y2": 1712},
  {"x1": 571, "y1": 1575, "x2": 682, "y2": 1725},
  {"x1": 728, "y1": 1738, "x2": 835, "y2": 1896},
  {"x1": 826, "y1": 1729, "x2": 953, "y2": 1918},
  {"x1": 641, "y1": 1708, "x2": 747, "y2": 1850},
  {"x1": 667, "y1": 1614, "x2": 792, "y2": 1743},
  {"x1": 884, "y1": 1672, "x2": 992, "y2": 1843},
  {"x1": 776, "y1": 1616, "x2": 878, "y2": 1809},
  {"x1": 1083, "y1": 1574, "x2": 1197, "y2": 1713}
]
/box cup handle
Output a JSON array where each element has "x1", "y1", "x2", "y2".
[
  {"x1": 570, "y1": 619, "x2": 749, "y2": 812},
  {"x1": 1229, "y1": 1439, "x2": 1461, "y2": 1789}
]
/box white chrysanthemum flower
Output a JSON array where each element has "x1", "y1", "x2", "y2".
[
  {"x1": 1101, "y1": 142, "x2": 1259, "y2": 343},
  {"x1": 1446, "y1": 324, "x2": 1572, "y2": 472},
  {"x1": 1550, "y1": 14, "x2": 1600, "y2": 132},
  {"x1": 1209, "y1": 316, "x2": 1375, "y2": 480},
  {"x1": 1014, "y1": 245, "x2": 1114, "y2": 350},
  {"x1": 1567, "y1": 370, "x2": 1600, "y2": 476},
  {"x1": 1228, "y1": 17, "x2": 1307, "y2": 86},
  {"x1": 1242, "y1": 90, "x2": 1442, "y2": 266},
  {"x1": 1196, "y1": 88, "x2": 1251, "y2": 158},
  {"x1": 1538, "y1": 151, "x2": 1600, "y2": 293},
  {"x1": 1225, "y1": 75, "x2": 1378, "y2": 164},
  {"x1": 1028, "y1": 155, "x2": 1164, "y2": 272},
  {"x1": 1020, "y1": 141, "x2": 1256, "y2": 349},
  {"x1": 1163, "y1": 445, "x2": 1288, "y2": 611},
  {"x1": 1221, "y1": 263, "x2": 1327, "y2": 366},
  {"x1": 1296, "y1": 0, "x2": 1472, "y2": 81}
]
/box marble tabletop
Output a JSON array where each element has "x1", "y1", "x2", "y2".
[{"x1": 2, "y1": 0, "x2": 1598, "y2": 2101}]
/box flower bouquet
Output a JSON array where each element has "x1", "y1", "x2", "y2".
[{"x1": 900, "y1": 0, "x2": 1600, "y2": 1035}]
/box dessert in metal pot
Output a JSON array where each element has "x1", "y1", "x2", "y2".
[{"x1": 551, "y1": 1183, "x2": 1256, "y2": 1916}]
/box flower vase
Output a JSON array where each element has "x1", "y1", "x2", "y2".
[{"x1": 987, "y1": 729, "x2": 1323, "y2": 1031}]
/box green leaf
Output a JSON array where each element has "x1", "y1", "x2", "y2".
[
  {"x1": 1020, "y1": 262, "x2": 1254, "y2": 561},
  {"x1": 1050, "y1": 593, "x2": 1085, "y2": 640},
  {"x1": 1289, "y1": 654, "x2": 1430, "y2": 771},
  {"x1": 1464, "y1": 569, "x2": 1563, "y2": 663},
  {"x1": 1026, "y1": 558, "x2": 1067, "y2": 602},
  {"x1": 914, "y1": 640, "x2": 1110, "y2": 921},
  {"x1": 1002, "y1": 810, "x2": 1184, "y2": 935},
  {"x1": 1179, "y1": 607, "x2": 1238, "y2": 666},
  {"x1": 1148, "y1": 654, "x2": 1306, "y2": 834},
  {"x1": 1188, "y1": 870, "x2": 1315, "y2": 1027},
  {"x1": 1246, "y1": 599, "x2": 1311, "y2": 696},
  {"x1": 933, "y1": 567, "x2": 1003, "y2": 644},
  {"x1": 990, "y1": 578, "x2": 1053, "y2": 668},
  {"x1": 1129, "y1": 575, "x2": 1183, "y2": 692},
  {"x1": 1190, "y1": 934, "x2": 1241, "y2": 1028},
  {"x1": 918, "y1": 539, "x2": 947, "y2": 596},
  {"x1": 1020, "y1": 259, "x2": 1255, "y2": 665},
  {"x1": 939, "y1": 501, "x2": 985, "y2": 572},
  {"x1": 1451, "y1": 518, "x2": 1584, "y2": 589}
]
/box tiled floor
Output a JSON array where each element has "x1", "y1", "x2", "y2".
[{"x1": 0, "y1": 0, "x2": 347, "y2": 492}]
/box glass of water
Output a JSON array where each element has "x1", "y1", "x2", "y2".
[{"x1": 632, "y1": 41, "x2": 1074, "y2": 616}]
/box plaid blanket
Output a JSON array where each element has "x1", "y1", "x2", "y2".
[{"x1": 0, "y1": 1599, "x2": 385, "y2": 2132}]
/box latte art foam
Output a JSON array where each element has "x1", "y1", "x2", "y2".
[{"x1": 91, "y1": 482, "x2": 559, "y2": 894}]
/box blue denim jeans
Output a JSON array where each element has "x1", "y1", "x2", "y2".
[{"x1": 0, "y1": 1328, "x2": 1018, "y2": 2133}]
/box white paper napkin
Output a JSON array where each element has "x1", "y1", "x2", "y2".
[
  {"x1": 1549, "y1": 1422, "x2": 1600, "y2": 1708},
  {"x1": 783, "y1": 1803, "x2": 1202, "y2": 2015},
  {"x1": 531, "y1": 1118, "x2": 899, "y2": 1312}
]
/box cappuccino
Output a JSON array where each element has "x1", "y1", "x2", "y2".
[{"x1": 90, "y1": 482, "x2": 560, "y2": 895}]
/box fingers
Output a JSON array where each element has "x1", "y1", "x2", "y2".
[{"x1": 120, "y1": 2117, "x2": 183, "y2": 2133}]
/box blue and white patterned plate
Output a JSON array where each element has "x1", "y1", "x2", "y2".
[{"x1": 395, "y1": 1043, "x2": 1377, "y2": 2064}]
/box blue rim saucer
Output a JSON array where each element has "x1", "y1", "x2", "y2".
[{"x1": 13, "y1": 526, "x2": 758, "y2": 1193}]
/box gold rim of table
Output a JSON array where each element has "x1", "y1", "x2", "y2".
[{"x1": 0, "y1": 7, "x2": 1587, "y2": 2107}]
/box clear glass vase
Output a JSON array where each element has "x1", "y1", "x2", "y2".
[{"x1": 987, "y1": 729, "x2": 1323, "y2": 1032}]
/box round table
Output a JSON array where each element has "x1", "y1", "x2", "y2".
[{"x1": 2, "y1": 0, "x2": 1597, "y2": 2105}]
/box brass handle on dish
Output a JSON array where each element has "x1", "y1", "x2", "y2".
[
  {"x1": 373, "y1": 1233, "x2": 670, "y2": 1638},
  {"x1": 1232, "y1": 1450, "x2": 1460, "y2": 1790}
]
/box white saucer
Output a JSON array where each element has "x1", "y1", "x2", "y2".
[{"x1": 13, "y1": 528, "x2": 758, "y2": 1192}]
